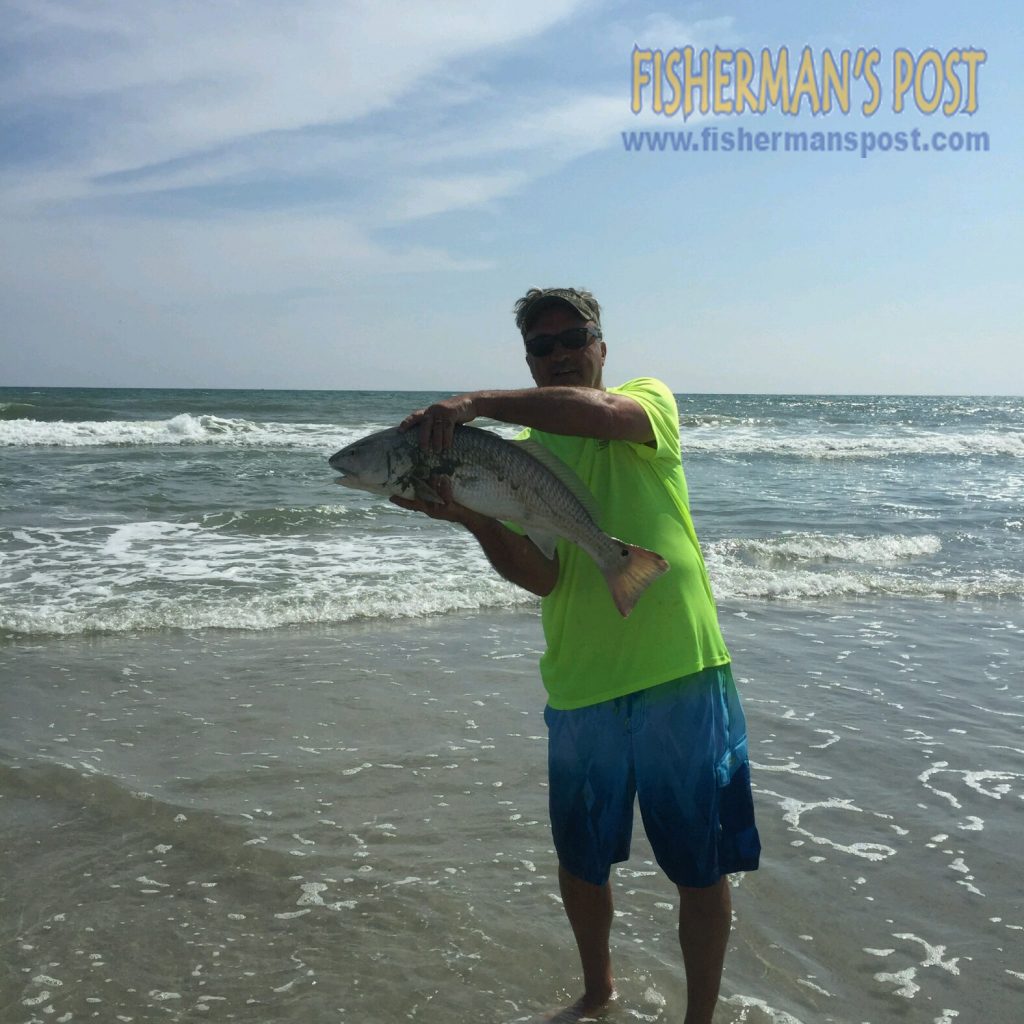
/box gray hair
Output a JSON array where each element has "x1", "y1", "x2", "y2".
[{"x1": 513, "y1": 287, "x2": 602, "y2": 337}]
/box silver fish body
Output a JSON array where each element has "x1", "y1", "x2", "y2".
[{"x1": 329, "y1": 425, "x2": 668, "y2": 616}]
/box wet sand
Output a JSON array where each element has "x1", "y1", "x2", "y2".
[{"x1": 2, "y1": 599, "x2": 1022, "y2": 1022}]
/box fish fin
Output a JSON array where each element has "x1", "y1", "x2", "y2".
[
  {"x1": 524, "y1": 528, "x2": 559, "y2": 560},
  {"x1": 602, "y1": 542, "x2": 670, "y2": 617},
  {"x1": 412, "y1": 479, "x2": 444, "y2": 504},
  {"x1": 514, "y1": 438, "x2": 602, "y2": 523}
]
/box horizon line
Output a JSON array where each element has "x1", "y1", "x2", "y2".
[{"x1": 2, "y1": 385, "x2": 1021, "y2": 399}]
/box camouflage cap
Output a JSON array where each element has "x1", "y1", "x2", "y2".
[{"x1": 513, "y1": 287, "x2": 602, "y2": 337}]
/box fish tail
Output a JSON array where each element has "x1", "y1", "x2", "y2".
[{"x1": 602, "y1": 543, "x2": 670, "y2": 617}]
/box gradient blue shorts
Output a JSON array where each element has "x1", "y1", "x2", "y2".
[{"x1": 544, "y1": 664, "x2": 761, "y2": 888}]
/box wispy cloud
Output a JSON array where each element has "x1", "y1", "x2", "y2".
[
  {"x1": 1, "y1": 0, "x2": 633, "y2": 311},
  {"x1": 2, "y1": 1, "x2": 590, "y2": 203},
  {"x1": 2, "y1": 0, "x2": 705, "y2": 224}
]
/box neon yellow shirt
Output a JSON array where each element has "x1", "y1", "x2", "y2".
[{"x1": 521, "y1": 378, "x2": 730, "y2": 710}]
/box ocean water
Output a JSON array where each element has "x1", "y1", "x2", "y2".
[
  {"x1": 1, "y1": 387, "x2": 1022, "y2": 1023},
  {"x1": 2, "y1": 389, "x2": 1022, "y2": 636}
]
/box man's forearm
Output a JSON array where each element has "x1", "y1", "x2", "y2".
[
  {"x1": 473, "y1": 387, "x2": 652, "y2": 443},
  {"x1": 461, "y1": 512, "x2": 558, "y2": 598}
]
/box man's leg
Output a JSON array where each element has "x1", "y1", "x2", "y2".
[
  {"x1": 560, "y1": 864, "x2": 615, "y2": 1008},
  {"x1": 633, "y1": 669, "x2": 758, "y2": 1021},
  {"x1": 542, "y1": 696, "x2": 634, "y2": 1020},
  {"x1": 676, "y1": 877, "x2": 731, "y2": 1024},
  {"x1": 537, "y1": 865, "x2": 616, "y2": 1022}
]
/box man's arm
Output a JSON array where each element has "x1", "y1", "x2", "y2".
[
  {"x1": 400, "y1": 387, "x2": 654, "y2": 451},
  {"x1": 389, "y1": 478, "x2": 559, "y2": 598}
]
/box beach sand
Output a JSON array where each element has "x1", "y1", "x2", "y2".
[{"x1": 2, "y1": 599, "x2": 1022, "y2": 1022}]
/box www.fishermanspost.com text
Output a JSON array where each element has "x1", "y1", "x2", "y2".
[{"x1": 621, "y1": 125, "x2": 990, "y2": 160}]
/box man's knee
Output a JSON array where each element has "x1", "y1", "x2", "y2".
[{"x1": 676, "y1": 876, "x2": 730, "y2": 905}]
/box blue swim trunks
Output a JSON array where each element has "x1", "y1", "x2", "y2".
[{"x1": 544, "y1": 664, "x2": 761, "y2": 888}]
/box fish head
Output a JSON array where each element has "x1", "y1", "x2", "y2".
[{"x1": 328, "y1": 427, "x2": 419, "y2": 498}]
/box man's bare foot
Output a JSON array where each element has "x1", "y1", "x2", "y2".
[{"x1": 529, "y1": 990, "x2": 617, "y2": 1022}]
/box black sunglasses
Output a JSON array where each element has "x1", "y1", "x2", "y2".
[{"x1": 524, "y1": 324, "x2": 601, "y2": 358}]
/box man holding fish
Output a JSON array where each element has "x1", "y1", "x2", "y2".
[{"x1": 362, "y1": 287, "x2": 760, "y2": 1023}]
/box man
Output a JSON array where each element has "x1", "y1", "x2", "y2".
[{"x1": 392, "y1": 287, "x2": 760, "y2": 1024}]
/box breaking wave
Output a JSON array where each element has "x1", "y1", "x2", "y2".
[
  {"x1": 0, "y1": 414, "x2": 367, "y2": 450},
  {"x1": 680, "y1": 428, "x2": 1024, "y2": 459},
  {"x1": 709, "y1": 532, "x2": 944, "y2": 566},
  {"x1": 705, "y1": 531, "x2": 1023, "y2": 601}
]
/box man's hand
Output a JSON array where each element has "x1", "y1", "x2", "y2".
[{"x1": 398, "y1": 393, "x2": 479, "y2": 451}]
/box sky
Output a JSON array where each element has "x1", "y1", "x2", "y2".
[{"x1": 0, "y1": 0, "x2": 1020, "y2": 394}]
